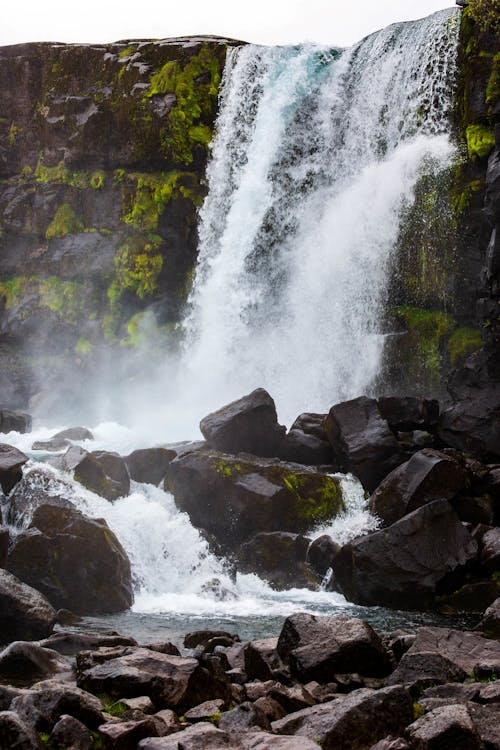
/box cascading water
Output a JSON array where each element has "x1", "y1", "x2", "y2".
[
  {"x1": 4, "y1": 10, "x2": 466, "y2": 639},
  {"x1": 177, "y1": 8, "x2": 460, "y2": 428}
]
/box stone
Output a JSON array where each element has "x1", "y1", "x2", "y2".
[
  {"x1": 0, "y1": 642, "x2": 70, "y2": 685},
  {"x1": 244, "y1": 638, "x2": 284, "y2": 681},
  {"x1": 7, "y1": 503, "x2": 133, "y2": 614},
  {"x1": 480, "y1": 527, "x2": 500, "y2": 571},
  {"x1": 199, "y1": 388, "x2": 286, "y2": 458},
  {"x1": 477, "y1": 597, "x2": 500, "y2": 637},
  {"x1": 0, "y1": 410, "x2": 32, "y2": 434},
  {"x1": 31, "y1": 437, "x2": 71, "y2": 452},
  {"x1": 184, "y1": 698, "x2": 225, "y2": 722},
  {"x1": 252, "y1": 696, "x2": 286, "y2": 722},
  {"x1": 38, "y1": 631, "x2": 137, "y2": 656},
  {"x1": 333, "y1": 500, "x2": 478, "y2": 609},
  {"x1": 277, "y1": 613, "x2": 391, "y2": 682},
  {"x1": 49, "y1": 445, "x2": 89, "y2": 472},
  {"x1": 74, "y1": 450, "x2": 130, "y2": 500},
  {"x1": 120, "y1": 696, "x2": 155, "y2": 714},
  {"x1": 272, "y1": 685, "x2": 413, "y2": 750},
  {"x1": 52, "y1": 427, "x2": 94, "y2": 441},
  {"x1": 324, "y1": 396, "x2": 405, "y2": 492},
  {"x1": 468, "y1": 703, "x2": 500, "y2": 750},
  {"x1": 377, "y1": 397, "x2": 439, "y2": 431},
  {"x1": 306, "y1": 534, "x2": 341, "y2": 579},
  {"x1": 368, "y1": 449, "x2": 467, "y2": 527},
  {"x1": 6, "y1": 467, "x2": 75, "y2": 527},
  {"x1": 237, "y1": 532, "x2": 315, "y2": 590},
  {"x1": 406, "y1": 704, "x2": 479, "y2": 750},
  {"x1": 138, "y1": 723, "x2": 320, "y2": 748},
  {"x1": 268, "y1": 684, "x2": 315, "y2": 714},
  {"x1": 0, "y1": 710, "x2": 41, "y2": 749},
  {"x1": 77, "y1": 647, "x2": 231, "y2": 712},
  {"x1": 0, "y1": 525, "x2": 8, "y2": 567},
  {"x1": 452, "y1": 494, "x2": 495, "y2": 525},
  {"x1": 278, "y1": 413, "x2": 333, "y2": 465},
  {"x1": 183, "y1": 630, "x2": 239, "y2": 650},
  {"x1": 0, "y1": 442, "x2": 28, "y2": 494},
  {"x1": 97, "y1": 717, "x2": 162, "y2": 747},
  {"x1": 165, "y1": 448, "x2": 344, "y2": 550},
  {"x1": 51, "y1": 714, "x2": 92, "y2": 750},
  {"x1": 437, "y1": 580, "x2": 500, "y2": 614},
  {"x1": 218, "y1": 701, "x2": 271, "y2": 731},
  {"x1": 369, "y1": 740, "x2": 409, "y2": 750},
  {"x1": 387, "y1": 627, "x2": 500, "y2": 687},
  {"x1": 124, "y1": 447, "x2": 177, "y2": 485},
  {"x1": 479, "y1": 681, "x2": 500, "y2": 703},
  {"x1": 144, "y1": 642, "x2": 181, "y2": 656},
  {"x1": 0, "y1": 569, "x2": 56, "y2": 641},
  {"x1": 11, "y1": 680, "x2": 104, "y2": 731},
  {"x1": 0, "y1": 685, "x2": 28, "y2": 710}
]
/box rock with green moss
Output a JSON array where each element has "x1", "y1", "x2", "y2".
[
  {"x1": 236, "y1": 532, "x2": 316, "y2": 590},
  {"x1": 165, "y1": 448, "x2": 344, "y2": 550}
]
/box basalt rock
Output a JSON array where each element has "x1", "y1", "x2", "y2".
[
  {"x1": 0, "y1": 443, "x2": 28, "y2": 494},
  {"x1": 0, "y1": 569, "x2": 56, "y2": 643},
  {"x1": 306, "y1": 534, "x2": 341, "y2": 579},
  {"x1": 74, "y1": 450, "x2": 130, "y2": 500},
  {"x1": 11, "y1": 680, "x2": 104, "y2": 731},
  {"x1": 236, "y1": 532, "x2": 315, "y2": 590},
  {"x1": 124, "y1": 447, "x2": 177, "y2": 485},
  {"x1": 377, "y1": 397, "x2": 439, "y2": 432},
  {"x1": 0, "y1": 410, "x2": 32, "y2": 434},
  {"x1": 278, "y1": 413, "x2": 333, "y2": 466},
  {"x1": 199, "y1": 389, "x2": 286, "y2": 458},
  {"x1": 0, "y1": 642, "x2": 70, "y2": 685}
]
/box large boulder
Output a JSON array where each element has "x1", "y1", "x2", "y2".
[
  {"x1": 377, "y1": 397, "x2": 439, "y2": 432},
  {"x1": 165, "y1": 448, "x2": 344, "y2": 550},
  {"x1": 199, "y1": 389, "x2": 286, "y2": 458},
  {"x1": 368, "y1": 449, "x2": 467, "y2": 527},
  {"x1": 7, "y1": 503, "x2": 133, "y2": 614},
  {"x1": 324, "y1": 397, "x2": 405, "y2": 492},
  {"x1": 0, "y1": 642, "x2": 70, "y2": 685},
  {"x1": 333, "y1": 499, "x2": 478, "y2": 609},
  {"x1": 0, "y1": 443, "x2": 28, "y2": 494},
  {"x1": 6, "y1": 467, "x2": 75, "y2": 527},
  {"x1": 406, "y1": 703, "x2": 480, "y2": 750},
  {"x1": 0, "y1": 410, "x2": 32, "y2": 434},
  {"x1": 277, "y1": 613, "x2": 391, "y2": 681},
  {"x1": 272, "y1": 686, "x2": 413, "y2": 750},
  {"x1": 0, "y1": 711, "x2": 41, "y2": 750},
  {"x1": 77, "y1": 647, "x2": 231, "y2": 712},
  {"x1": 236, "y1": 532, "x2": 315, "y2": 590},
  {"x1": 11, "y1": 680, "x2": 104, "y2": 731},
  {"x1": 0, "y1": 569, "x2": 56, "y2": 642},
  {"x1": 124, "y1": 447, "x2": 177, "y2": 485},
  {"x1": 74, "y1": 451, "x2": 130, "y2": 500},
  {"x1": 278, "y1": 413, "x2": 333, "y2": 466}
]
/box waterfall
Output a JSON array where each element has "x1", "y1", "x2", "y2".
[{"x1": 177, "y1": 9, "x2": 459, "y2": 428}]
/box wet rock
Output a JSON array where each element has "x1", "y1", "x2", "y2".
[
  {"x1": 436, "y1": 580, "x2": 500, "y2": 614},
  {"x1": 277, "y1": 613, "x2": 391, "y2": 682},
  {"x1": 272, "y1": 685, "x2": 413, "y2": 750},
  {"x1": 145, "y1": 642, "x2": 181, "y2": 656},
  {"x1": 199, "y1": 388, "x2": 286, "y2": 458},
  {"x1": 166, "y1": 448, "x2": 344, "y2": 550},
  {"x1": 0, "y1": 642, "x2": 70, "y2": 685},
  {"x1": 11, "y1": 680, "x2": 104, "y2": 731},
  {"x1": 368, "y1": 449, "x2": 467, "y2": 528},
  {"x1": 124, "y1": 447, "x2": 177, "y2": 485},
  {"x1": 0, "y1": 684, "x2": 28, "y2": 710},
  {"x1": 244, "y1": 638, "x2": 284, "y2": 681},
  {"x1": 74, "y1": 450, "x2": 130, "y2": 500},
  {"x1": 52, "y1": 427, "x2": 94, "y2": 441},
  {"x1": 31, "y1": 437, "x2": 71, "y2": 452},
  {"x1": 7, "y1": 503, "x2": 133, "y2": 614},
  {"x1": 451, "y1": 494, "x2": 495, "y2": 525},
  {"x1": 406, "y1": 704, "x2": 479, "y2": 750},
  {"x1": 0, "y1": 710, "x2": 41, "y2": 749},
  {"x1": 324, "y1": 396, "x2": 405, "y2": 492},
  {"x1": 0, "y1": 569, "x2": 56, "y2": 642},
  {"x1": 306, "y1": 535, "x2": 341, "y2": 579},
  {"x1": 480, "y1": 527, "x2": 500, "y2": 571},
  {"x1": 77, "y1": 647, "x2": 231, "y2": 712},
  {"x1": 278, "y1": 413, "x2": 333, "y2": 465},
  {"x1": 377, "y1": 397, "x2": 439, "y2": 432},
  {"x1": 237, "y1": 532, "x2": 315, "y2": 590},
  {"x1": 387, "y1": 627, "x2": 500, "y2": 688},
  {"x1": 0, "y1": 410, "x2": 32, "y2": 434},
  {"x1": 0, "y1": 443, "x2": 28, "y2": 494},
  {"x1": 6, "y1": 467, "x2": 75, "y2": 528},
  {"x1": 51, "y1": 714, "x2": 92, "y2": 750},
  {"x1": 333, "y1": 499, "x2": 478, "y2": 609},
  {"x1": 477, "y1": 597, "x2": 500, "y2": 637},
  {"x1": 55, "y1": 609, "x2": 82, "y2": 626}
]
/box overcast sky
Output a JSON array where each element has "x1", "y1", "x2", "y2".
[{"x1": 1, "y1": 0, "x2": 456, "y2": 48}]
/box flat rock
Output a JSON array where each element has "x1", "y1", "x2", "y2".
[
  {"x1": 139, "y1": 723, "x2": 320, "y2": 748},
  {"x1": 98, "y1": 717, "x2": 162, "y2": 746},
  {"x1": 38, "y1": 631, "x2": 137, "y2": 655},
  {"x1": 0, "y1": 569, "x2": 56, "y2": 643}
]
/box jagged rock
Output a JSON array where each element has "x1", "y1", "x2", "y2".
[
  {"x1": 0, "y1": 443, "x2": 28, "y2": 494},
  {"x1": 437, "y1": 580, "x2": 500, "y2": 614},
  {"x1": 477, "y1": 597, "x2": 500, "y2": 637},
  {"x1": 184, "y1": 630, "x2": 239, "y2": 650},
  {"x1": 77, "y1": 647, "x2": 231, "y2": 712},
  {"x1": 333, "y1": 499, "x2": 478, "y2": 609},
  {"x1": 479, "y1": 681, "x2": 500, "y2": 703},
  {"x1": 272, "y1": 685, "x2": 413, "y2": 749},
  {"x1": 406, "y1": 704, "x2": 480, "y2": 750},
  {"x1": 0, "y1": 642, "x2": 70, "y2": 685},
  {"x1": 421, "y1": 683, "x2": 481, "y2": 707},
  {"x1": 324, "y1": 397, "x2": 405, "y2": 492},
  {"x1": 38, "y1": 631, "x2": 137, "y2": 655},
  {"x1": 236, "y1": 532, "x2": 315, "y2": 590},
  {"x1": 184, "y1": 698, "x2": 225, "y2": 722},
  {"x1": 11, "y1": 680, "x2": 104, "y2": 731},
  {"x1": 52, "y1": 427, "x2": 94, "y2": 441},
  {"x1": 199, "y1": 388, "x2": 286, "y2": 457},
  {"x1": 306, "y1": 535, "x2": 341, "y2": 579},
  {"x1": 244, "y1": 638, "x2": 284, "y2": 681},
  {"x1": 49, "y1": 445, "x2": 89, "y2": 472},
  {"x1": 120, "y1": 696, "x2": 155, "y2": 714},
  {"x1": 0, "y1": 710, "x2": 42, "y2": 749},
  {"x1": 252, "y1": 696, "x2": 287, "y2": 722},
  {"x1": 387, "y1": 627, "x2": 500, "y2": 688},
  {"x1": 74, "y1": 450, "x2": 130, "y2": 500},
  {"x1": 368, "y1": 449, "x2": 467, "y2": 527},
  {"x1": 51, "y1": 714, "x2": 92, "y2": 750},
  {"x1": 377, "y1": 397, "x2": 439, "y2": 431},
  {"x1": 267, "y1": 684, "x2": 315, "y2": 714},
  {"x1": 144, "y1": 642, "x2": 181, "y2": 656},
  {"x1": 468, "y1": 703, "x2": 500, "y2": 749},
  {"x1": 0, "y1": 569, "x2": 56, "y2": 642},
  {"x1": 124, "y1": 447, "x2": 177, "y2": 484},
  {"x1": 277, "y1": 613, "x2": 391, "y2": 682},
  {"x1": 165, "y1": 448, "x2": 344, "y2": 550},
  {"x1": 278, "y1": 413, "x2": 333, "y2": 465},
  {"x1": 0, "y1": 410, "x2": 32, "y2": 434},
  {"x1": 480, "y1": 527, "x2": 500, "y2": 571},
  {"x1": 76, "y1": 646, "x2": 136, "y2": 673},
  {"x1": 218, "y1": 701, "x2": 271, "y2": 731},
  {"x1": 139, "y1": 723, "x2": 320, "y2": 748},
  {"x1": 7, "y1": 503, "x2": 133, "y2": 614},
  {"x1": 97, "y1": 717, "x2": 163, "y2": 747}
]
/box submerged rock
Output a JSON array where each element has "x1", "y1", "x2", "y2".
[{"x1": 236, "y1": 532, "x2": 315, "y2": 590}]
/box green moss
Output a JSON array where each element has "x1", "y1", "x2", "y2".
[
  {"x1": 97, "y1": 693, "x2": 127, "y2": 717},
  {"x1": 466, "y1": 124, "x2": 496, "y2": 160},
  {"x1": 465, "y1": 0, "x2": 500, "y2": 33},
  {"x1": 38, "y1": 732, "x2": 58, "y2": 749},
  {"x1": 447, "y1": 326, "x2": 483, "y2": 365},
  {"x1": 208, "y1": 711, "x2": 222, "y2": 724},
  {"x1": 394, "y1": 306, "x2": 456, "y2": 377},
  {"x1": 282, "y1": 472, "x2": 344, "y2": 524},
  {"x1": 108, "y1": 233, "x2": 163, "y2": 306},
  {"x1": 9, "y1": 122, "x2": 21, "y2": 145},
  {"x1": 90, "y1": 170, "x2": 106, "y2": 189},
  {"x1": 46, "y1": 203, "x2": 84, "y2": 239},
  {"x1": 38, "y1": 277, "x2": 78, "y2": 317},
  {"x1": 214, "y1": 459, "x2": 242, "y2": 478},
  {"x1": 453, "y1": 179, "x2": 484, "y2": 214},
  {"x1": 35, "y1": 159, "x2": 91, "y2": 189},
  {"x1": 0, "y1": 277, "x2": 29, "y2": 309},
  {"x1": 122, "y1": 170, "x2": 202, "y2": 232},
  {"x1": 486, "y1": 53, "x2": 500, "y2": 107},
  {"x1": 118, "y1": 45, "x2": 137, "y2": 59},
  {"x1": 75, "y1": 336, "x2": 93, "y2": 357},
  {"x1": 413, "y1": 702, "x2": 425, "y2": 719}
]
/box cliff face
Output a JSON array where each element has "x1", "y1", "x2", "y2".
[{"x1": 0, "y1": 37, "x2": 239, "y2": 408}]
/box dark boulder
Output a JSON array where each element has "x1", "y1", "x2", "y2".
[
  {"x1": 199, "y1": 388, "x2": 286, "y2": 458},
  {"x1": 477, "y1": 597, "x2": 500, "y2": 638},
  {"x1": 97, "y1": 717, "x2": 163, "y2": 748},
  {"x1": 244, "y1": 638, "x2": 284, "y2": 681},
  {"x1": 165, "y1": 448, "x2": 344, "y2": 550},
  {"x1": 77, "y1": 647, "x2": 231, "y2": 712},
  {"x1": 7, "y1": 503, "x2": 133, "y2": 614},
  {"x1": 277, "y1": 613, "x2": 391, "y2": 682},
  {"x1": 306, "y1": 534, "x2": 341, "y2": 579},
  {"x1": 0, "y1": 443, "x2": 28, "y2": 494},
  {"x1": 0, "y1": 410, "x2": 32, "y2": 434},
  {"x1": 38, "y1": 631, "x2": 137, "y2": 656},
  {"x1": 480, "y1": 527, "x2": 500, "y2": 571},
  {"x1": 278, "y1": 414, "x2": 333, "y2": 465},
  {"x1": 48, "y1": 445, "x2": 89, "y2": 472},
  {"x1": 6, "y1": 467, "x2": 75, "y2": 527},
  {"x1": 0, "y1": 641, "x2": 70, "y2": 685},
  {"x1": 333, "y1": 499, "x2": 478, "y2": 609},
  {"x1": 52, "y1": 427, "x2": 93, "y2": 441},
  {"x1": 0, "y1": 569, "x2": 56, "y2": 642},
  {"x1": 183, "y1": 630, "x2": 240, "y2": 650},
  {"x1": 236, "y1": 532, "x2": 315, "y2": 590},
  {"x1": 124, "y1": 447, "x2": 177, "y2": 485},
  {"x1": 368, "y1": 449, "x2": 467, "y2": 527},
  {"x1": 272, "y1": 685, "x2": 413, "y2": 750},
  {"x1": 51, "y1": 714, "x2": 92, "y2": 750},
  {"x1": 74, "y1": 451, "x2": 130, "y2": 500},
  {"x1": 11, "y1": 680, "x2": 104, "y2": 731},
  {"x1": 324, "y1": 397, "x2": 405, "y2": 492},
  {"x1": 377, "y1": 397, "x2": 439, "y2": 432},
  {"x1": 406, "y1": 704, "x2": 480, "y2": 750},
  {"x1": 0, "y1": 711, "x2": 41, "y2": 749}
]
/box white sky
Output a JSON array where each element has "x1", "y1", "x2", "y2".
[{"x1": 1, "y1": 0, "x2": 455, "y2": 48}]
